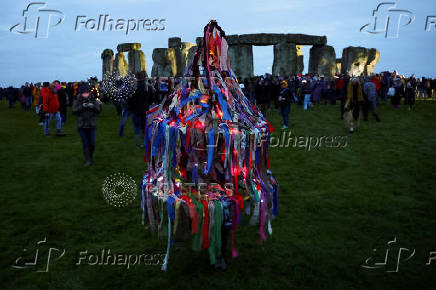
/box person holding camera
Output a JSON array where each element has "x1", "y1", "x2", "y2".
[{"x1": 72, "y1": 82, "x2": 102, "y2": 167}]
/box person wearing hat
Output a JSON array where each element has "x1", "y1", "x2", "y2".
[
  {"x1": 278, "y1": 80, "x2": 292, "y2": 129},
  {"x1": 72, "y1": 81, "x2": 102, "y2": 166}
]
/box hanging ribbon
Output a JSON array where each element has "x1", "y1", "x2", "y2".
[{"x1": 205, "y1": 127, "x2": 214, "y2": 175}]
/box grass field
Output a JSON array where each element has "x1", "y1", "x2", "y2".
[{"x1": 1, "y1": 99, "x2": 435, "y2": 290}]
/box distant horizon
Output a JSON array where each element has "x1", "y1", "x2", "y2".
[{"x1": 1, "y1": 0, "x2": 435, "y2": 87}]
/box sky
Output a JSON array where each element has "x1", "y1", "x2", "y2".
[{"x1": 0, "y1": 0, "x2": 435, "y2": 87}]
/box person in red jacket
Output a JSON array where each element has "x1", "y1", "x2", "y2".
[
  {"x1": 41, "y1": 81, "x2": 65, "y2": 136},
  {"x1": 370, "y1": 74, "x2": 381, "y2": 102}
]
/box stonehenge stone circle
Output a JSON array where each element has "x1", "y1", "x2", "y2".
[
  {"x1": 113, "y1": 52, "x2": 128, "y2": 77},
  {"x1": 168, "y1": 37, "x2": 182, "y2": 77},
  {"x1": 117, "y1": 43, "x2": 141, "y2": 52},
  {"x1": 296, "y1": 45, "x2": 304, "y2": 74},
  {"x1": 341, "y1": 46, "x2": 380, "y2": 76},
  {"x1": 151, "y1": 48, "x2": 177, "y2": 77},
  {"x1": 365, "y1": 49, "x2": 380, "y2": 75},
  {"x1": 197, "y1": 33, "x2": 328, "y2": 78},
  {"x1": 103, "y1": 34, "x2": 380, "y2": 79},
  {"x1": 101, "y1": 49, "x2": 114, "y2": 78},
  {"x1": 336, "y1": 59, "x2": 342, "y2": 74},
  {"x1": 273, "y1": 42, "x2": 297, "y2": 76},
  {"x1": 103, "y1": 43, "x2": 147, "y2": 78},
  {"x1": 128, "y1": 50, "x2": 147, "y2": 76},
  {"x1": 149, "y1": 38, "x2": 197, "y2": 77},
  {"x1": 181, "y1": 42, "x2": 197, "y2": 73},
  {"x1": 308, "y1": 45, "x2": 337, "y2": 77}
]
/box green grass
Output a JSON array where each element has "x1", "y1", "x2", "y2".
[{"x1": 1, "y1": 99, "x2": 435, "y2": 290}]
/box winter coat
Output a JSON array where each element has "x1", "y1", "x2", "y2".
[
  {"x1": 41, "y1": 87, "x2": 60, "y2": 113},
  {"x1": 32, "y1": 87, "x2": 41, "y2": 106},
  {"x1": 363, "y1": 81, "x2": 378, "y2": 102},
  {"x1": 278, "y1": 87, "x2": 291, "y2": 107},
  {"x1": 370, "y1": 77, "x2": 381, "y2": 91},
  {"x1": 57, "y1": 88, "x2": 68, "y2": 112},
  {"x1": 72, "y1": 96, "x2": 102, "y2": 128},
  {"x1": 128, "y1": 82, "x2": 151, "y2": 116},
  {"x1": 345, "y1": 82, "x2": 363, "y2": 110},
  {"x1": 23, "y1": 86, "x2": 32, "y2": 97},
  {"x1": 312, "y1": 82, "x2": 322, "y2": 102}
]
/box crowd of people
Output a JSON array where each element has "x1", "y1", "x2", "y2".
[
  {"x1": 1, "y1": 70, "x2": 434, "y2": 165},
  {"x1": 239, "y1": 72, "x2": 435, "y2": 131}
]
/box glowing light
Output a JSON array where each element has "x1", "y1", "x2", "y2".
[
  {"x1": 193, "y1": 121, "x2": 204, "y2": 129},
  {"x1": 215, "y1": 104, "x2": 223, "y2": 119},
  {"x1": 231, "y1": 128, "x2": 240, "y2": 135}
]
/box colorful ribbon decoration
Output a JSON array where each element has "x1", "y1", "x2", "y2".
[{"x1": 140, "y1": 20, "x2": 278, "y2": 271}]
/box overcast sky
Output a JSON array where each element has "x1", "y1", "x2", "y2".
[{"x1": 0, "y1": 0, "x2": 435, "y2": 86}]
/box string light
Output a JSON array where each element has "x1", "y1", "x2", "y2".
[
  {"x1": 102, "y1": 172, "x2": 137, "y2": 207},
  {"x1": 101, "y1": 72, "x2": 137, "y2": 103}
]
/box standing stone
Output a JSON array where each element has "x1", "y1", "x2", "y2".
[
  {"x1": 227, "y1": 44, "x2": 253, "y2": 80},
  {"x1": 101, "y1": 49, "x2": 114, "y2": 79},
  {"x1": 296, "y1": 45, "x2": 304, "y2": 74},
  {"x1": 117, "y1": 43, "x2": 141, "y2": 52},
  {"x1": 113, "y1": 52, "x2": 129, "y2": 77},
  {"x1": 336, "y1": 59, "x2": 342, "y2": 74},
  {"x1": 128, "y1": 50, "x2": 147, "y2": 76},
  {"x1": 308, "y1": 45, "x2": 336, "y2": 76},
  {"x1": 341, "y1": 47, "x2": 380, "y2": 76},
  {"x1": 272, "y1": 42, "x2": 297, "y2": 76},
  {"x1": 365, "y1": 49, "x2": 380, "y2": 75},
  {"x1": 151, "y1": 48, "x2": 177, "y2": 77},
  {"x1": 181, "y1": 42, "x2": 197, "y2": 72},
  {"x1": 227, "y1": 44, "x2": 239, "y2": 76},
  {"x1": 169, "y1": 37, "x2": 182, "y2": 77},
  {"x1": 168, "y1": 37, "x2": 181, "y2": 50}
]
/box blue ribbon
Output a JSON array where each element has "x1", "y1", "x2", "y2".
[
  {"x1": 192, "y1": 164, "x2": 198, "y2": 185},
  {"x1": 180, "y1": 90, "x2": 203, "y2": 107},
  {"x1": 213, "y1": 85, "x2": 231, "y2": 120},
  {"x1": 170, "y1": 126, "x2": 177, "y2": 167},
  {"x1": 167, "y1": 196, "x2": 175, "y2": 221},
  {"x1": 205, "y1": 127, "x2": 214, "y2": 175}
]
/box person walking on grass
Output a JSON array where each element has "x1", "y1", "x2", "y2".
[
  {"x1": 23, "y1": 82, "x2": 33, "y2": 112},
  {"x1": 278, "y1": 80, "x2": 292, "y2": 129},
  {"x1": 363, "y1": 77, "x2": 381, "y2": 122},
  {"x1": 128, "y1": 73, "x2": 151, "y2": 148},
  {"x1": 344, "y1": 77, "x2": 363, "y2": 133},
  {"x1": 405, "y1": 78, "x2": 416, "y2": 111},
  {"x1": 55, "y1": 81, "x2": 69, "y2": 125},
  {"x1": 41, "y1": 82, "x2": 65, "y2": 137},
  {"x1": 72, "y1": 82, "x2": 102, "y2": 167}
]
